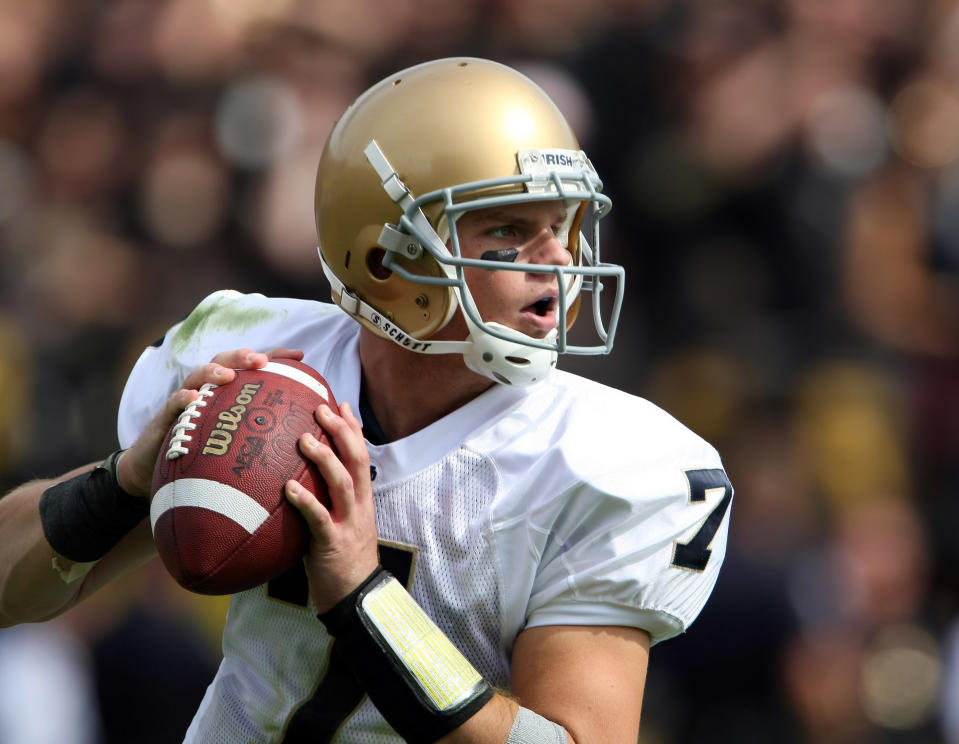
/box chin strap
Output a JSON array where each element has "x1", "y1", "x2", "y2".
[
  {"x1": 460, "y1": 322, "x2": 557, "y2": 386},
  {"x1": 319, "y1": 251, "x2": 467, "y2": 356}
]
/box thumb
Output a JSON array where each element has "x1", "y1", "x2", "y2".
[{"x1": 121, "y1": 388, "x2": 203, "y2": 497}]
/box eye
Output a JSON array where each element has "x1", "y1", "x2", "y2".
[{"x1": 489, "y1": 225, "x2": 518, "y2": 239}]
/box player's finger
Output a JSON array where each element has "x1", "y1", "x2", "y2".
[
  {"x1": 265, "y1": 347, "x2": 304, "y2": 361},
  {"x1": 298, "y1": 432, "x2": 357, "y2": 516},
  {"x1": 122, "y1": 387, "x2": 204, "y2": 497},
  {"x1": 336, "y1": 403, "x2": 373, "y2": 495},
  {"x1": 179, "y1": 349, "x2": 271, "y2": 391},
  {"x1": 209, "y1": 348, "x2": 269, "y2": 370},
  {"x1": 179, "y1": 362, "x2": 236, "y2": 391},
  {"x1": 285, "y1": 479, "x2": 334, "y2": 536},
  {"x1": 315, "y1": 404, "x2": 370, "y2": 483},
  {"x1": 338, "y1": 401, "x2": 364, "y2": 437}
]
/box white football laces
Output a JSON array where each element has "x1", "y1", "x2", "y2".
[{"x1": 166, "y1": 384, "x2": 216, "y2": 460}]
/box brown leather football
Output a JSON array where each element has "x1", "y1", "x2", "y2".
[{"x1": 150, "y1": 359, "x2": 334, "y2": 595}]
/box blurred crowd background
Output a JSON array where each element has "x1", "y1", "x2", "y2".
[{"x1": 0, "y1": 0, "x2": 957, "y2": 742}]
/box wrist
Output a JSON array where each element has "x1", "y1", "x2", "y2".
[
  {"x1": 316, "y1": 566, "x2": 492, "y2": 742},
  {"x1": 39, "y1": 450, "x2": 150, "y2": 563},
  {"x1": 316, "y1": 565, "x2": 387, "y2": 628},
  {"x1": 112, "y1": 449, "x2": 150, "y2": 500}
]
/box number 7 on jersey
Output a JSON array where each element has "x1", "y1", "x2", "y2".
[{"x1": 671, "y1": 468, "x2": 733, "y2": 571}]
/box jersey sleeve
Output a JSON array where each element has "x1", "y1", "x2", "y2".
[
  {"x1": 521, "y1": 407, "x2": 733, "y2": 646},
  {"x1": 116, "y1": 289, "x2": 301, "y2": 448}
]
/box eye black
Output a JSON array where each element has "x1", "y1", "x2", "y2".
[{"x1": 480, "y1": 248, "x2": 519, "y2": 263}]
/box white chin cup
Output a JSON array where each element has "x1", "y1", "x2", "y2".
[{"x1": 462, "y1": 323, "x2": 558, "y2": 387}]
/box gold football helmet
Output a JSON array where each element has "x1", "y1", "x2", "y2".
[{"x1": 315, "y1": 57, "x2": 623, "y2": 385}]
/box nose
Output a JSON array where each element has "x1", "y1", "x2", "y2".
[{"x1": 522, "y1": 228, "x2": 572, "y2": 269}]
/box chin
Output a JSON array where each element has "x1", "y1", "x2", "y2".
[{"x1": 523, "y1": 327, "x2": 557, "y2": 341}]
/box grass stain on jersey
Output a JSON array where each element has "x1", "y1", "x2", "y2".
[{"x1": 169, "y1": 295, "x2": 282, "y2": 356}]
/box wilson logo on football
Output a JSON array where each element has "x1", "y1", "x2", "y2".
[
  {"x1": 164, "y1": 381, "x2": 262, "y2": 459},
  {"x1": 202, "y1": 382, "x2": 262, "y2": 456}
]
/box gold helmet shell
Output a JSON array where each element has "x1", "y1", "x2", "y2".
[{"x1": 315, "y1": 57, "x2": 586, "y2": 339}]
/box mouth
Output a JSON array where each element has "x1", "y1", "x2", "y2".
[{"x1": 521, "y1": 295, "x2": 559, "y2": 332}]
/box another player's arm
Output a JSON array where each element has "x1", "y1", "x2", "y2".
[
  {"x1": 0, "y1": 381, "x2": 206, "y2": 626},
  {"x1": 0, "y1": 465, "x2": 151, "y2": 626},
  {"x1": 0, "y1": 347, "x2": 301, "y2": 627}
]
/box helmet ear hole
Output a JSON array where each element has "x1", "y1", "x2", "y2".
[{"x1": 366, "y1": 248, "x2": 393, "y2": 280}]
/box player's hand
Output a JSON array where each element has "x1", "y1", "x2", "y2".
[
  {"x1": 116, "y1": 347, "x2": 305, "y2": 498},
  {"x1": 284, "y1": 401, "x2": 380, "y2": 614}
]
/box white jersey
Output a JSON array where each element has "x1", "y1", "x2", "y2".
[{"x1": 118, "y1": 290, "x2": 733, "y2": 744}]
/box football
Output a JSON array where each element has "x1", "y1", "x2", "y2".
[{"x1": 150, "y1": 359, "x2": 336, "y2": 595}]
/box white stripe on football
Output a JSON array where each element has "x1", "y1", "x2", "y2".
[
  {"x1": 151, "y1": 479, "x2": 271, "y2": 535},
  {"x1": 261, "y1": 361, "x2": 330, "y2": 401}
]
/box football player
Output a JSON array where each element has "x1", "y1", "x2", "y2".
[{"x1": 0, "y1": 58, "x2": 732, "y2": 743}]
